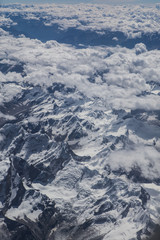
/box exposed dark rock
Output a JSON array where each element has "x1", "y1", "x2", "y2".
[
  {"x1": 94, "y1": 201, "x2": 113, "y2": 215},
  {"x1": 139, "y1": 187, "x2": 150, "y2": 208},
  {"x1": 95, "y1": 215, "x2": 115, "y2": 224}
]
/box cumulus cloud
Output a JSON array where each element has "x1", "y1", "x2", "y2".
[
  {"x1": 135, "y1": 43, "x2": 147, "y2": 55},
  {"x1": 0, "y1": 15, "x2": 14, "y2": 27},
  {"x1": 109, "y1": 146, "x2": 160, "y2": 180},
  {"x1": 0, "y1": 30, "x2": 160, "y2": 111},
  {"x1": 1, "y1": 4, "x2": 160, "y2": 37}
]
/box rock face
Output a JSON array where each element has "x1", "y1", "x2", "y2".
[{"x1": 0, "y1": 3, "x2": 160, "y2": 240}]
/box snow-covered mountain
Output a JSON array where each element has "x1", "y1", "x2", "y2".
[{"x1": 0, "y1": 3, "x2": 160, "y2": 240}]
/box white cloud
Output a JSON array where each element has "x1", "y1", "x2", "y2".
[
  {"x1": 0, "y1": 31, "x2": 160, "y2": 111},
  {"x1": 109, "y1": 145, "x2": 160, "y2": 180},
  {"x1": 135, "y1": 43, "x2": 147, "y2": 54},
  {"x1": 1, "y1": 4, "x2": 160, "y2": 37}
]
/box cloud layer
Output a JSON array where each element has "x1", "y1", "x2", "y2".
[{"x1": 1, "y1": 3, "x2": 160, "y2": 38}]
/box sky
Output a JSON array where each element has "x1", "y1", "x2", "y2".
[{"x1": 0, "y1": 0, "x2": 160, "y2": 5}]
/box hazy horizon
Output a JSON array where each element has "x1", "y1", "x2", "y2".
[{"x1": 1, "y1": 0, "x2": 160, "y2": 5}]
